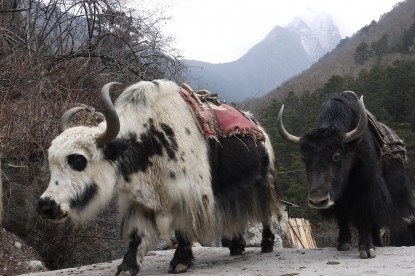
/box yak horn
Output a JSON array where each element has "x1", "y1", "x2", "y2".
[
  {"x1": 95, "y1": 82, "x2": 121, "y2": 147},
  {"x1": 403, "y1": 216, "x2": 415, "y2": 225},
  {"x1": 58, "y1": 105, "x2": 98, "y2": 133},
  {"x1": 343, "y1": 96, "x2": 368, "y2": 142},
  {"x1": 277, "y1": 104, "x2": 301, "y2": 144}
]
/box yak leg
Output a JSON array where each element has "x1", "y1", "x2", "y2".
[
  {"x1": 117, "y1": 206, "x2": 155, "y2": 276},
  {"x1": 336, "y1": 216, "x2": 352, "y2": 251},
  {"x1": 371, "y1": 225, "x2": 383, "y2": 247},
  {"x1": 169, "y1": 230, "x2": 194, "y2": 273},
  {"x1": 261, "y1": 221, "x2": 275, "y2": 253},
  {"x1": 116, "y1": 228, "x2": 142, "y2": 276},
  {"x1": 357, "y1": 223, "x2": 376, "y2": 259},
  {"x1": 227, "y1": 233, "x2": 245, "y2": 256},
  {"x1": 221, "y1": 235, "x2": 232, "y2": 247}
]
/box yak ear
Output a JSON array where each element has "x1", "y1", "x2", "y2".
[{"x1": 103, "y1": 139, "x2": 128, "y2": 161}]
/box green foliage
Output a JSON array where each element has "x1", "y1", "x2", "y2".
[
  {"x1": 371, "y1": 34, "x2": 389, "y2": 59},
  {"x1": 336, "y1": 37, "x2": 350, "y2": 49},
  {"x1": 353, "y1": 42, "x2": 371, "y2": 65},
  {"x1": 259, "y1": 59, "x2": 415, "y2": 218},
  {"x1": 317, "y1": 75, "x2": 354, "y2": 99},
  {"x1": 401, "y1": 23, "x2": 415, "y2": 53}
]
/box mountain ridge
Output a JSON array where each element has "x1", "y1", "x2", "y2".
[
  {"x1": 246, "y1": 0, "x2": 415, "y2": 114},
  {"x1": 183, "y1": 14, "x2": 341, "y2": 102}
]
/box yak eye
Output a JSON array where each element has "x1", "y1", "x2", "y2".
[
  {"x1": 332, "y1": 152, "x2": 341, "y2": 162},
  {"x1": 67, "y1": 154, "x2": 87, "y2": 171}
]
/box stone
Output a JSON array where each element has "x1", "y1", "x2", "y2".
[{"x1": 28, "y1": 260, "x2": 44, "y2": 271}]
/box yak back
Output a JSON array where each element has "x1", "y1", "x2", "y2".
[{"x1": 179, "y1": 84, "x2": 265, "y2": 141}]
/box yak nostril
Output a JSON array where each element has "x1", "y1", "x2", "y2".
[
  {"x1": 37, "y1": 197, "x2": 60, "y2": 219},
  {"x1": 308, "y1": 194, "x2": 333, "y2": 209},
  {"x1": 309, "y1": 197, "x2": 329, "y2": 206}
]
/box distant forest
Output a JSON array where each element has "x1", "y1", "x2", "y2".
[{"x1": 259, "y1": 59, "x2": 415, "y2": 219}]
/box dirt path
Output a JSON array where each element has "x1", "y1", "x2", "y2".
[{"x1": 22, "y1": 246, "x2": 415, "y2": 276}]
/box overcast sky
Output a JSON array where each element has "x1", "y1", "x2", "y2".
[{"x1": 137, "y1": 0, "x2": 404, "y2": 63}]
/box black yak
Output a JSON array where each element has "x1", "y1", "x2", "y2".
[{"x1": 277, "y1": 91, "x2": 414, "y2": 258}]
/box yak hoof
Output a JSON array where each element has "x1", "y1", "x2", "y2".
[
  {"x1": 261, "y1": 235, "x2": 275, "y2": 253},
  {"x1": 221, "y1": 237, "x2": 231, "y2": 247},
  {"x1": 116, "y1": 263, "x2": 139, "y2": 276},
  {"x1": 261, "y1": 242, "x2": 274, "y2": 253},
  {"x1": 230, "y1": 247, "x2": 245, "y2": 256},
  {"x1": 168, "y1": 263, "x2": 189, "y2": 274},
  {"x1": 337, "y1": 242, "x2": 351, "y2": 251},
  {"x1": 116, "y1": 251, "x2": 140, "y2": 276},
  {"x1": 261, "y1": 244, "x2": 273, "y2": 253},
  {"x1": 359, "y1": 248, "x2": 376, "y2": 259}
]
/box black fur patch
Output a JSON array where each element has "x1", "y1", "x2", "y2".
[
  {"x1": 67, "y1": 154, "x2": 87, "y2": 171},
  {"x1": 103, "y1": 140, "x2": 129, "y2": 161},
  {"x1": 185, "y1": 128, "x2": 191, "y2": 135},
  {"x1": 208, "y1": 136, "x2": 272, "y2": 222},
  {"x1": 261, "y1": 225, "x2": 275, "y2": 253},
  {"x1": 228, "y1": 234, "x2": 246, "y2": 255},
  {"x1": 117, "y1": 228, "x2": 141, "y2": 276},
  {"x1": 169, "y1": 231, "x2": 193, "y2": 273},
  {"x1": 160, "y1": 123, "x2": 178, "y2": 160},
  {"x1": 104, "y1": 119, "x2": 179, "y2": 182},
  {"x1": 70, "y1": 182, "x2": 98, "y2": 210}
]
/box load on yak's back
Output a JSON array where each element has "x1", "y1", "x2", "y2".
[
  {"x1": 277, "y1": 90, "x2": 415, "y2": 259},
  {"x1": 36, "y1": 80, "x2": 282, "y2": 275}
]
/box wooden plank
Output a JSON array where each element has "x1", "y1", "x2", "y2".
[
  {"x1": 304, "y1": 220, "x2": 313, "y2": 248},
  {"x1": 302, "y1": 219, "x2": 310, "y2": 248},
  {"x1": 298, "y1": 218, "x2": 308, "y2": 248},
  {"x1": 288, "y1": 218, "x2": 305, "y2": 248},
  {"x1": 305, "y1": 220, "x2": 317, "y2": 248},
  {"x1": 287, "y1": 219, "x2": 297, "y2": 247},
  {"x1": 286, "y1": 218, "x2": 317, "y2": 249},
  {"x1": 309, "y1": 221, "x2": 317, "y2": 248},
  {"x1": 287, "y1": 219, "x2": 296, "y2": 247}
]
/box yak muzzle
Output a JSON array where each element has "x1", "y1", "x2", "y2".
[
  {"x1": 37, "y1": 197, "x2": 67, "y2": 222},
  {"x1": 308, "y1": 192, "x2": 334, "y2": 209}
]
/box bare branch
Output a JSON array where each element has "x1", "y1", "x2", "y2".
[{"x1": 0, "y1": 8, "x2": 30, "y2": 13}]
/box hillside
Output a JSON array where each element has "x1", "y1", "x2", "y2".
[
  {"x1": 247, "y1": 0, "x2": 415, "y2": 113},
  {"x1": 184, "y1": 14, "x2": 341, "y2": 102}
]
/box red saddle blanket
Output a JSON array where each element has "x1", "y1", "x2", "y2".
[{"x1": 179, "y1": 84, "x2": 265, "y2": 141}]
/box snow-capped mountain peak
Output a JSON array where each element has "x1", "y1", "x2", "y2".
[{"x1": 287, "y1": 13, "x2": 341, "y2": 62}]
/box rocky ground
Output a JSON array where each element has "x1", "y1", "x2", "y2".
[
  {"x1": 0, "y1": 228, "x2": 48, "y2": 276},
  {"x1": 21, "y1": 246, "x2": 415, "y2": 276},
  {"x1": 3, "y1": 222, "x2": 415, "y2": 276}
]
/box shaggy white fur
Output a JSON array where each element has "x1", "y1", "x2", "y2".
[{"x1": 39, "y1": 79, "x2": 280, "y2": 272}]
